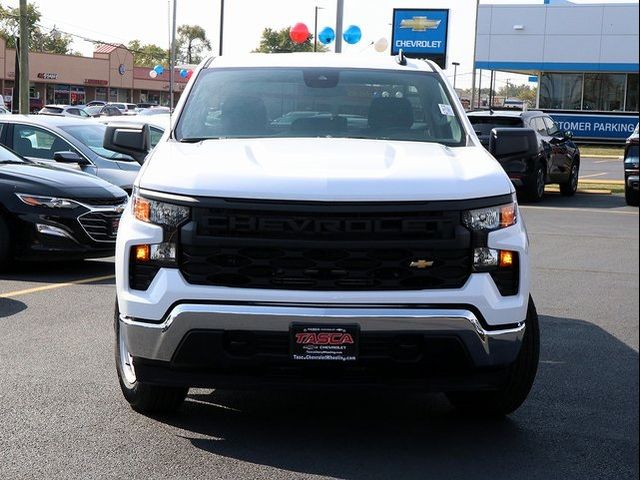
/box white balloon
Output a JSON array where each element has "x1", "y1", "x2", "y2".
[
  {"x1": 374, "y1": 37, "x2": 389, "y2": 53},
  {"x1": 149, "y1": 70, "x2": 158, "y2": 78}
]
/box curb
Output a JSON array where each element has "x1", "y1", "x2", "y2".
[
  {"x1": 579, "y1": 179, "x2": 625, "y2": 185},
  {"x1": 581, "y1": 155, "x2": 622, "y2": 160}
]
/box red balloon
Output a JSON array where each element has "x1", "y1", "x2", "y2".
[
  {"x1": 186, "y1": 70, "x2": 193, "y2": 79},
  {"x1": 289, "y1": 22, "x2": 310, "y2": 44}
]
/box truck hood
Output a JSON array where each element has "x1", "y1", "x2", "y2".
[{"x1": 139, "y1": 138, "x2": 514, "y2": 201}]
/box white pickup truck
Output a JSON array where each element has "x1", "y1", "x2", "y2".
[{"x1": 106, "y1": 53, "x2": 539, "y2": 416}]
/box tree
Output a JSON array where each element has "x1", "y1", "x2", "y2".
[
  {"x1": 176, "y1": 25, "x2": 210, "y2": 64},
  {"x1": 253, "y1": 27, "x2": 326, "y2": 53},
  {"x1": 128, "y1": 40, "x2": 168, "y2": 67},
  {"x1": 0, "y1": 3, "x2": 75, "y2": 55},
  {"x1": 498, "y1": 84, "x2": 537, "y2": 105}
]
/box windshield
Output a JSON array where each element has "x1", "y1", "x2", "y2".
[
  {"x1": 0, "y1": 144, "x2": 27, "y2": 163},
  {"x1": 59, "y1": 124, "x2": 134, "y2": 161},
  {"x1": 176, "y1": 67, "x2": 465, "y2": 146}
]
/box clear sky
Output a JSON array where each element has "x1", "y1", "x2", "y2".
[{"x1": 5, "y1": 0, "x2": 638, "y2": 89}]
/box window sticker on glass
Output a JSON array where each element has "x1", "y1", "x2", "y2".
[{"x1": 439, "y1": 104, "x2": 455, "y2": 116}]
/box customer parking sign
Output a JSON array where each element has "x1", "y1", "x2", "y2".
[{"x1": 391, "y1": 9, "x2": 449, "y2": 68}]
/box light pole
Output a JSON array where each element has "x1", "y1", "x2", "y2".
[
  {"x1": 452, "y1": 61, "x2": 460, "y2": 90},
  {"x1": 335, "y1": 0, "x2": 344, "y2": 53},
  {"x1": 219, "y1": 0, "x2": 224, "y2": 56},
  {"x1": 170, "y1": 0, "x2": 177, "y2": 108},
  {"x1": 470, "y1": 0, "x2": 480, "y2": 112},
  {"x1": 314, "y1": 6, "x2": 324, "y2": 52}
]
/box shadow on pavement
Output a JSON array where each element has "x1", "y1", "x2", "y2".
[
  {"x1": 0, "y1": 297, "x2": 27, "y2": 318},
  {"x1": 0, "y1": 259, "x2": 115, "y2": 285},
  {"x1": 155, "y1": 315, "x2": 638, "y2": 480},
  {"x1": 520, "y1": 191, "x2": 634, "y2": 210}
]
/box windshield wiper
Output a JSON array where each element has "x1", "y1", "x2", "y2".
[
  {"x1": 0, "y1": 159, "x2": 26, "y2": 164},
  {"x1": 178, "y1": 137, "x2": 222, "y2": 143}
]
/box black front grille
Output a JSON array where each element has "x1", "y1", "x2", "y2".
[
  {"x1": 172, "y1": 330, "x2": 473, "y2": 376},
  {"x1": 76, "y1": 196, "x2": 128, "y2": 207},
  {"x1": 179, "y1": 200, "x2": 472, "y2": 291},
  {"x1": 78, "y1": 211, "x2": 121, "y2": 242}
]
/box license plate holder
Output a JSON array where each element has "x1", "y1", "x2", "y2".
[{"x1": 290, "y1": 324, "x2": 359, "y2": 362}]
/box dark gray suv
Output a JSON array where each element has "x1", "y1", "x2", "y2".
[{"x1": 468, "y1": 110, "x2": 580, "y2": 202}]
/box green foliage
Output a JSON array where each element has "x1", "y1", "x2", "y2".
[
  {"x1": 0, "y1": 3, "x2": 75, "y2": 55},
  {"x1": 498, "y1": 84, "x2": 537, "y2": 104},
  {"x1": 128, "y1": 40, "x2": 168, "y2": 67},
  {"x1": 177, "y1": 25, "x2": 210, "y2": 64},
  {"x1": 253, "y1": 27, "x2": 326, "y2": 53}
]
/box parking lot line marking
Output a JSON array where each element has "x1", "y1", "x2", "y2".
[
  {"x1": 594, "y1": 159, "x2": 618, "y2": 164},
  {"x1": 0, "y1": 274, "x2": 115, "y2": 299},
  {"x1": 581, "y1": 172, "x2": 607, "y2": 179},
  {"x1": 521, "y1": 205, "x2": 638, "y2": 215}
]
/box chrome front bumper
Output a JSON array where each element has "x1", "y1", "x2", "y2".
[{"x1": 120, "y1": 303, "x2": 525, "y2": 368}]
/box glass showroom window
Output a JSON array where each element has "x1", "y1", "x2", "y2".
[
  {"x1": 539, "y1": 73, "x2": 583, "y2": 110},
  {"x1": 625, "y1": 74, "x2": 639, "y2": 112},
  {"x1": 583, "y1": 74, "x2": 626, "y2": 111}
]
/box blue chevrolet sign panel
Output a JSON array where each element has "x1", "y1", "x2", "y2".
[
  {"x1": 391, "y1": 9, "x2": 449, "y2": 68},
  {"x1": 548, "y1": 113, "x2": 638, "y2": 141}
]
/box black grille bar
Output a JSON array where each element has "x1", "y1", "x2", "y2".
[{"x1": 179, "y1": 200, "x2": 473, "y2": 291}]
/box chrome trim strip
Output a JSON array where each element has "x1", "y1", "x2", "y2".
[{"x1": 120, "y1": 304, "x2": 525, "y2": 338}]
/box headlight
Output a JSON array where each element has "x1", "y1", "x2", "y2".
[
  {"x1": 16, "y1": 193, "x2": 81, "y2": 209},
  {"x1": 132, "y1": 189, "x2": 190, "y2": 228},
  {"x1": 462, "y1": 201, "x2": 517, "y2": 231}
]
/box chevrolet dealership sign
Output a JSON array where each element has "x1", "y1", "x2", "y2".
[{"x1": 391, "y1": 9, "x2": 449, "y2": 68}]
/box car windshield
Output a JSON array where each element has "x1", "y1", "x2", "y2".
[
  {"x1": 176, "y1": 67, "x2": 465, "y2": 146},
  {"x1": 59, "y1": 124, "x2": 134, "y2": 161},
  {"x1": 0, "y1": 144, "x2": 27, "y2": 163}
]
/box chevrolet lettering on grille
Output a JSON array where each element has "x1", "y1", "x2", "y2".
[{"x1": 206, "y1": 216, "x2": 438, "y2": 235}]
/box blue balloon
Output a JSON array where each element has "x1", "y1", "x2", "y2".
[
  {"x1": 180, "y1": 68, "x2": 188, "y2": 78},
  {"x1": 154, "y1": 64, "x2": 164, "y2": 75},
  {"x1": 318, "y1": 27, "x2": 336, "y2": 45},
  {"x1": 343, "y1": 25, "x2": 362, "y2": 45}
]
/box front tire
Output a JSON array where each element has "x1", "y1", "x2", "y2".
[
  {"x1": 0, "y1": 214, "x2": 12, "y2": 271},
  {"x1": 115, "y1": 302, "x2": 188, "y2": 414},
  {"x1": 447, "y1": 296, "x2": 540, "y2": 416},
  {"x1": 560, "y1": 160, "x2": 579, "y2": 197},
  {"x1": 625, "y1": 181, "x2": 639, "y2": 206}
]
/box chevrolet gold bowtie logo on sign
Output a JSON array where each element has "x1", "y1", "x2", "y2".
[
  {"x1": 399, "y1": 16, "x2": 442, "y2": 32},
  {"x1": 409, "y1": 260, "x2": 434, "y2": 269}
]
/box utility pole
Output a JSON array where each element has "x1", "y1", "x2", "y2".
[
  {"x1": 18, "y1": 0, "x2": 29, "y2": 114},
  {"x1": 452, "y1": 61, "x2": 460, "y2": 90},
  {"x1": 335, "y1": 0, "x2": 344, "y2": 53},
  {"x1": 469, "y1": 0, "x2": 480, "y2": 113},
  {"x1": 219, "y1": 0, "x2": 224, "y2": 56},
  {"x1": 314, "y1": 6, "x2": 324, "y2": 52},
  {"x1": 170, "y1": 0, "x2": 177, "y2": 108}
]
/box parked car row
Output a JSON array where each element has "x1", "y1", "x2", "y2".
[
  {"x1": 0, "y1": 113, "x2": 169, "y2": 269},
  {"x1": 36, "y1": 102, "x2": 169, "y2": 119}
]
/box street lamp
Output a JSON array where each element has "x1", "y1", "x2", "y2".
[
  {"x1": 314, "y1": 6, "x2": 324, "y2": 52},
  {"x1": 219, "y1": 0, "x2": 225, "y2": 56},
  {"x1": 452, "y1": 61, "x2": 460, "y2": 90}
]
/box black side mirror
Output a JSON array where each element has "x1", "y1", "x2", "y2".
[
  {"x1": 489, "y1": 128, "x2": 539, "y2": 160},
  {"x1": 103, "y1": 123, "x2": 150, "y2": 165},
  {"x1": 53, "y1": 151, "x2": 89, "y2": 165}
]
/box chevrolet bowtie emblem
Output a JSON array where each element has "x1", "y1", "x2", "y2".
[
  {"x1": 409, "y1": 260, "x2": 435, "y2": 269},
  {"x1": 400, "y1": 16, "x2": 442, "y2": 32}
]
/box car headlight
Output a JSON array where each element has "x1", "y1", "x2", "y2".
[
  {"x1": 462, "y1": 201, "x2": 518, "y2": 231},
  {"x1": 16, "y1": 193, "x2": 81, "y2": 209},
  {"x1": 131, "y1": 189, "x2": 190, "y2": 228}
]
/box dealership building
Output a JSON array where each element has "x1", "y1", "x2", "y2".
[
  {"x1": 476, "y1": 0, "x2": 639, "y2": 141},
  {"x1": 0, "y1": 38, "x2": 187, "y2": 111}
]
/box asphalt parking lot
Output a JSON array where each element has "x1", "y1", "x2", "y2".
[
  {"x1": 0, "y1": 193, "x2": 638, "y2": 480},
  {"x1": 580, "y1": 155, "x2": 624, "y2": 182}
]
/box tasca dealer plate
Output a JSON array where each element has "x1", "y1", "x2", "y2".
[{"x1": 290, "y1": 324, "x2": 359, "y2": 362}]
